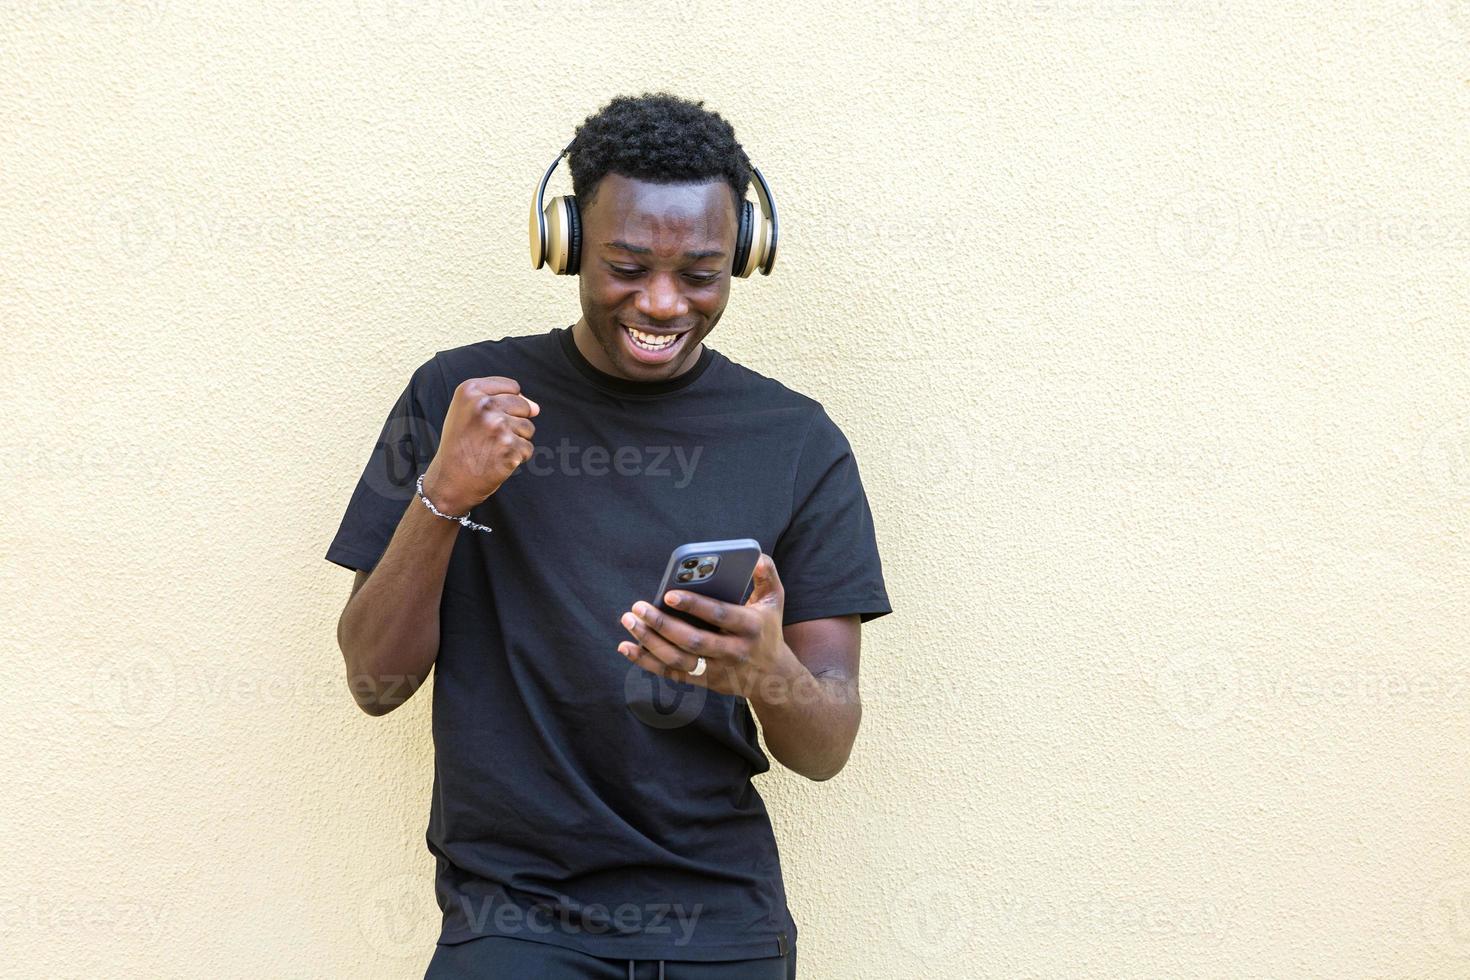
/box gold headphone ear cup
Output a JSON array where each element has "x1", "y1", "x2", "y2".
[
  {"x1": 565, "y1": 195, "x2": 581, "y2": 276},
  {"x1": 732, "y1": 199, "x2": 755, "y2": 278},
  {"x1": 544, "y1": 196, "x2": 570, "y2": 274},
  {"x1": 752, "y1": 202, "x2": 773, "y2": 275},
  {"x1": 529, "y1": 187, "x2": 548, "y2": 268},
  {"x1": 748, "y1": 164, "x2": 777, "y2": 276},
  {"x1": 543, "y1": 196, "x2": 582, "y2": 275}
]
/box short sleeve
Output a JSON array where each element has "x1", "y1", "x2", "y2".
[
  {"x1": 324, "y1": 354, "x2": 448, "y2": 573},
  {"x1": 772, "y1": 405, "x2": 892, "y2": 626}
]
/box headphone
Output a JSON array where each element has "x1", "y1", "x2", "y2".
[{"x1": 529, "y1": 140, "x2": 779, "y2": 278}]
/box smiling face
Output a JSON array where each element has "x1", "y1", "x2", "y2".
[{"x1": 572, "y1": 172, "x2": 739, "y2": 382}]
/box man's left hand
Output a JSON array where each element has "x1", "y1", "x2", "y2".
[{"x1": 618, "y1": 553, "x2": 806, "y2": 701}]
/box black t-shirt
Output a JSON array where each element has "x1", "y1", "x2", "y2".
[{"x1": 325, "y1": 325, "x2": 892, "y2": 961}]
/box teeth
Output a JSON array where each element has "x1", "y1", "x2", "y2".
[{"x1": 625, "y1": 325, "x2": 677, "y2": 349}]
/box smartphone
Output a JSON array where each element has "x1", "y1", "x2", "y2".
[{"x1": 654, "y1": 538, "x2": 762, "y2": 630}]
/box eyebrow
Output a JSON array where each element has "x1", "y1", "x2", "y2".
[{"x1": 604, "y1": 240, "x2": 726, "y2": 260}]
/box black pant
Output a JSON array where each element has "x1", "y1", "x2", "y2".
[{"x1": 423, "y1": 934, "x2": 796, "y2": 979}]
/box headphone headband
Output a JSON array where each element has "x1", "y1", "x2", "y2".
[
  {"x1": 529, "y1": 142, "x2": 778, "y2": 277},
  {"x1": 528, "y1": 140, "x2": 575, "y2": 271}
]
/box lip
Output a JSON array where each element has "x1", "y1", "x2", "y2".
[
  {"x1": 619, "y1": 322, "x2": 690, "y2": 365},
  {"x1": 622, "y1": 322, "x2": 685, "y2": 338}
]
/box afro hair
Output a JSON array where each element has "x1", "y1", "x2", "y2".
[{"x1": 565, "y1": 92, "x2": 752, "y2": 214}]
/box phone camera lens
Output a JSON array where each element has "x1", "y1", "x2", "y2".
[
  {"x1": 697, "y1": 563, "x2": 714, "y2": 577},
  {"x1": 676, "y1": 571, "x2": 694, "y2": 583},
  {"x1": 681, "y1": 558, "x2": 699, "y2": 570}
]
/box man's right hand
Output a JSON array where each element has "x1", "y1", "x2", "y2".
[{"x1": 420, "y1": 376, "x2": 539, "y2": 514}]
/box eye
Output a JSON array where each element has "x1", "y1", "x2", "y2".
[{"x1": 609, "y1": 265, "x2": 720, "y2": 284}]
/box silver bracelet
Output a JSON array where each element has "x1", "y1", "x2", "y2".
[{"x1": 415, "y1": 472, "x2": 492, "y2": 534}]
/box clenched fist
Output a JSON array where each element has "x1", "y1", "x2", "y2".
[{"x1": 420, "y1": 376, "x2": 539, "y2": 515}]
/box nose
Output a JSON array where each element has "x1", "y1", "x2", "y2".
[{"x1": 635, "y1": 271, "x2": 689, "y2": 321}]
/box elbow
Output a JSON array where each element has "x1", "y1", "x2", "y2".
[
  {"x1": 345, "y1": 664, "x2": 393, "y2": 717},
  {"x1": 802, "y1": 758, "x2": 849, "y2": 782},
  {"x1": 772, "y1": 748, "x2": 846, "y2": 782},
  {"x1": 344, "y1": 663, "x2": 424, "y2": 717},
  {"x1": 339, "y1": 639, "x2": 419, "y2": 719},
  {"x1": 354, "y1": 695, "x2": 401, "y2": 718},
  {"x1": 338, "y1": 613, "x2": 421, "y2": 717},
  {"x1": 793, "y1": 746, "x2": 853, "y2": 782},
  {"x1": 807, "y1": 726, "x2": 860, "y2": 781}
]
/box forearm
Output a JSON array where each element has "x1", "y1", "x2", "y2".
[
  {"x1": 336, "y1": 493, "x2": 461, "y2": 715},
  {"x1": 749, "y1": 649, "x2": 862, "y2": 781}
]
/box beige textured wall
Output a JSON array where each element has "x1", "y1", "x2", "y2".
[{"x1": 3, "y1": 1, "x2": 1468, "y2": 977}]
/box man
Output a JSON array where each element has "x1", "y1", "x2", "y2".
[{"x1": 326, "y1": 92, "x2": 891, "y2": 980}]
